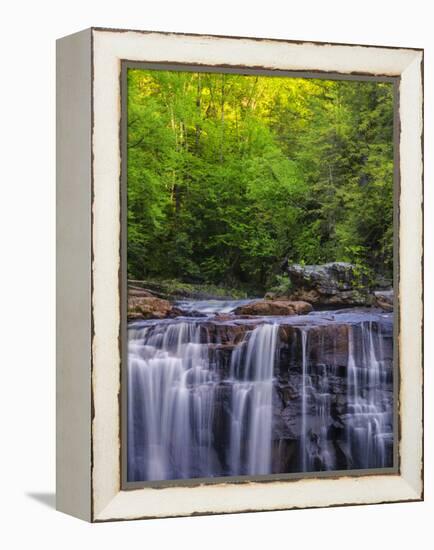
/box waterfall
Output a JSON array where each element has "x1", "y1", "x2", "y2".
[
  {"x1": 127, "y1": 306, "x2": 394, "y2": 482},
  {"x1": 128, "y1": 321, "x2": 218, "y2": 481},
  {"x1": 299, "y1": 330, "x2": 335, "y2": 472},
  {"x1": 300, "y1": 330, "x2": 308, "y2": 471},
  {"x1": 229, "y1": 323, "x2": 278, "y2": 475},
  {"x1": 344, "y1": 322, "x2": 393, "y2": 469}
]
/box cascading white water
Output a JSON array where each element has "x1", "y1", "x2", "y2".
[
  {"x1": 229, "y1": 323, "x2": 278, "y2": 475},
  {"x1": 300, "y1": 330, "x2": 308, "y2": 471},
  {"x1": 127, "y1": 304, "x2": 394, "y2": 482},
  {"x1": 296, "y1": 319, "x2": 392, "y2": 472},
  {"x1": 128, "y1": 321, "x2": 218, "y2": 481},
  {"x1": 128, "y1": 320, "x2": 279, "y2": 481},
  {"x1": 175, "y1": 298, "x2": 256, "y2": 315},
  {"x1": 344, "y1": 322, "x2": 393, "y2": 469},
  {"x1": 316, "y1": 366, "x2": 335, "y2": 471}
]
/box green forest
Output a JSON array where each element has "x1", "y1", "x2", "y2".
[{"x1": 127, "y1": 68, "x2": 394, "y2": 295}]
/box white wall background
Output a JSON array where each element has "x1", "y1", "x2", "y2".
[{"x1": 0, "y1": 0, "x2": 431, "y2": 547}]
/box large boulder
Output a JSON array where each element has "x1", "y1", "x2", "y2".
[
  {"x1": 288, "y1": 262, "x2": 360, "y2": 292},
  {"x1": 285, "y1": 262, "x2": 370, "y2": 307},
  {"x1": 234, "y1": 300, "x2": 313, "y2": 316}
]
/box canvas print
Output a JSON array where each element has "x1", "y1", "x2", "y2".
[{"x1": 126, "y1": 68, "x2": 395, "y2": 483}]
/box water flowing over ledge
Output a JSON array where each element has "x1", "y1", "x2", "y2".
[{"x1": 127, "y1": 300, "x2": 394, "y2": 482}]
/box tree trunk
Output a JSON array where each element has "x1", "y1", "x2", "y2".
[{"x1": 220, "y1": 74, "x2": 225, "y2": 163}]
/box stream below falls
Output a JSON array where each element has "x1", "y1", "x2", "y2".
[{"x1": 127, "y1": 300, "x2": 394, "y2": 482}]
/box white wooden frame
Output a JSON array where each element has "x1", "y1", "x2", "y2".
[{"x1": 56, "y1": 27, "x2": 423, "y2": 522}]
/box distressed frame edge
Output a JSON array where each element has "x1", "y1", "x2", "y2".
[
  {"x1": 90, "y1": 25, "x2": 424, "y2": 53},
  {"x1": 56, "y1": 27, "x2": 93, "y2": 522},
  {"x1": 396, "y1": 53, "x2": 424, "y2": 500},
  {"x1": 90, "y1": 28, "x2": 423, "y2": 522}
]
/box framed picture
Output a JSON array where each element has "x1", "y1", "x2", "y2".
[{"x1": 56, "y1": 28, "x2": 423, "y2": 522}]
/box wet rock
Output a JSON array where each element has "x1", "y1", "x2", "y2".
[
  {"x1": 200, "y1": 322, "x2": 262, "y2": 348},
  {"x1": 271, "y1": 438, "x2": 298, "y2": 473},
  {"x1": 168, "y1": 306, "x2": 184, "y2": 318},
  {"x1": 305, "y1": 324, "x2": 349, "y2": 368},
  {"x1": 175, "y1": 308, "x2": 207, "y2": 317},
  {"x1": 209, "y1": 344, "x2": 236, "y2": 378},
  {"x1": 127, "y1": 311, "x2": 146, "y2": 321},
  {"x1": 276, "y1": 324, "x2": 350, "y2": 372},
  {"x1": 235, "y1": 314, "x2": 262, "y2": 319},
  {"x1": 214, "y1": 313, "x2": 234, "y2": 321},
  {"x1": 290, "y1": 288, "x2": 369, "y2": 307},
  {"x1": 278, "y1": 325, "x2": 301, "y2": 345},
  {"x1": 128, "y1": 295, "x2": 173, "y2": 320},
  {"x1": 234, "y1": 300, "x2": 313, "y2": 316},
  {"x1": 200, "y1": 322, "x2": 252, "y2": 345},
  {"x1": 372, "y1": 290, "x2": 394, "y2": 311},
  {"x1": 276, "y1": 381, "x2": 299, "y2": 405}
]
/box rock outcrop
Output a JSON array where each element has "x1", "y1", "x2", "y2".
[
  {"x1": 284, "y1": 262, "x2": 368, "y2": 306},
  {"x1": 277, "y1": 262, "x2": 393, "y2": 310},
  {"x1": 128, "y1": 295, "x2": 173, "y2": 320},
  {"x1": 288, "y1": 262, "x2": 359, "y2": 291},
  {"x1": 234, "y1": 300, "x2": 313, "y2": 316}
]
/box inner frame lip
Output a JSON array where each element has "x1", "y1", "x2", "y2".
[{"x1": 119, "y1": 59, "x2": 401, "y2": 491}]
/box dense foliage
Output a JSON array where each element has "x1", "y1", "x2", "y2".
[{"x1": 127, "y1": 69, "x2": 394, "y2": 293}]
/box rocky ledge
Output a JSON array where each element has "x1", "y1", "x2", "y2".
[
  {"x1": 234, "y1": 300, "x2": 312, "y2": 316},
  {"x1": 128, "y1": 262, "x2": 394, "y2": 320},
  {"x1": 128, "y1": 286, "x2": 180, "y2": 320},
  {"x1": 372, "y1": 290, "x2": 394, "y2": 312},
  {"x1": 128, "y1": 280, "x2": 316, "y2": 321},
  {"x1": 271, "y1": 261, "x2": 394, "y2": 311}
]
